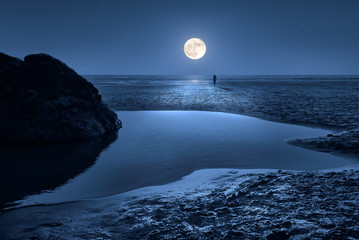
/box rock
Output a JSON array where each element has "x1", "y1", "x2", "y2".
[
  {"x1": 0, "y1": 52, "x2": 121, "y2": 143},
  {"x1": 288, "y1": 128, "x2": 359, "y2": 155},
  {"x1": 266, "y1": 230, "x2": 290, "y2": 240}
]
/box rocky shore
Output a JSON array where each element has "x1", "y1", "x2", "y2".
[
  {"x1": 289, "y1": 128, "x2": 359, "y2": 156},
  {"x1": 1, "y1": 169, "x2": 358, "y2": 239}
]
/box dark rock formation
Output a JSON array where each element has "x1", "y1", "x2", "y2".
[
  {"x1": 0, "y1": 53, "x2": 121, "y2": 143},
  {"x1": 288, "y1": 128, "x2": 359, "y2": 155}
]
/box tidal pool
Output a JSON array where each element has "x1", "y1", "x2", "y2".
[{"x1": 13, "y1": 111, "x2": 355, "y2": 207}]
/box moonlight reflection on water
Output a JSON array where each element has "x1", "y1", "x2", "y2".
[{"x1": 11, "y1": 111, "x2": 354, "y2": 208}]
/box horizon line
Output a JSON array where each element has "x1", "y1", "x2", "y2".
[{"x1": 81, "y1": 74, "x2": 359, "y2": 76}]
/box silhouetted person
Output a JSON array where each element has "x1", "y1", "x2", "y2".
[{"x1": 213, "y1": 74, "x2": 217, "y2": 85}]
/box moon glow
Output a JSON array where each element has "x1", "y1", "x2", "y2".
[{"x1": 184, "y1": 38, "x2": 206, "y2": 60}]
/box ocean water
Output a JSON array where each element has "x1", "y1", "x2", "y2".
[{"x1": 11, "y1": 111, "x2": 356, "y2": 208}]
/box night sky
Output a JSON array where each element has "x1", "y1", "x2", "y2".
[{"x1": 1, "y1": 0, "x2": 359, "y2": 75}]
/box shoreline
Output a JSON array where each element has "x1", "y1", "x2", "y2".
[
  {"x1": 2, "y1": 167, "x2": 359, "y2": 239},
  {"x1": 4, "y1": 160, "x2": 358, "y2": 211}
]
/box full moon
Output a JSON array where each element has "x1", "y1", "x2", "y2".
[{"x1": 184, "y1": 38, "x2": 206, "y2": 60}]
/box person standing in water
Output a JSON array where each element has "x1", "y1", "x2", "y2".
[{"x1": 213, "y1": 74, "x2": 217, "y2": 85}]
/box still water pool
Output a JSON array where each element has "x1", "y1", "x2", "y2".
[{"x1": 14, "y1": 111, "x2": 354, "y2": 207}]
